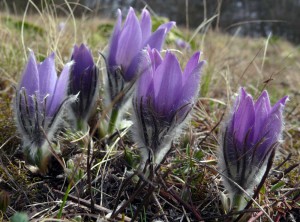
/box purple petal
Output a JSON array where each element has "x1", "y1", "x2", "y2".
[
  {"x1": 271, "y1": 95, "x2": 289, "y2": 112},
  {"x1": 135, "y1": 46, "x2": 163, "y2": 77},
  {"x1": 257, "y1": 98, "x2": 287, "y2": 155},
  {"x1": 72, "y1": 45, "x2": 79, "y2": 58},
  {"x1": 73, "y1": 44, "x2": 94, "y2": 68},
  {"x1": 115, "y1": 8, "x2": 142, "y2": 72},
  {"x1": 233, "y1": 89, "x2": 255, "y2": 144},
  {"x1": 157, "y1": 21, "x2": 176, "y2": 32},
  {"x1": 140, "y1": 9, "x2": 152, "y2": 41},
  {"x1": 19, "y1": 51, "x2": 39, "y2": 96},
  {"x1": 124, "y1": 52, "x2": 144, "y2": 81},
  {"x1": 253, "y1": 91, "x2": 271, "y2": 141},
  {"x1": 183, "y1": 51, "x2": 201, "y2": 83},
  {"x1": 181, "y1": 60, "x2": 204, "y2": 104},
  {"x1": 143, "y1": 21, "x2": 175, "y2": 49},
  {"x1": 71, "y1": 44, "x2": 94, "y2": 93},
  {"x1": 154, "y1": 52, "x2": 183, "y2": 115},
  {"x1": 149, "y1": 48, "x2": 163, "y2": 70},
  {"x1": 108, "y1": 9, "x2": 122, "y2": 67},
  {"x1": 47, "y1": 62, "x2": 72, "y2": 116},
  {"x1": 137, "y1": 49, "x2": 154, "y2": 99},
  {"x1": 38, "y1": 53, "x2": 57, "y2": 100},
  {"x1": 255, "y1": 90, "x2": 271, "y2": 113},
  {"x1": 144, "y1": 28, "x2": 166, "y2": 51}
]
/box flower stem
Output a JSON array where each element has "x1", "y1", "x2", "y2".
[
  {"x1": 57, "y1": 182, "x2": 71, "y2": 218},
  {"x1": 232, "y1": 193, "x2": 248, "y2": 212},
  {"x1": 108, "y1": 108, "x2": 119, "y2": 134},
  {"x1": 77, "y1": 119, "x2": 87, "y2": 132}
]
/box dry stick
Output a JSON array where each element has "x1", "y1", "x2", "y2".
[
  {"x1": 53, "y1": 189, "x2": 131, "y2": 222},
  {"x1": 86, "y1": 140, "x2": 95, "y2": 213},
  {"x1": 158, "y1": 175, "x2": 203, "y2": 221},
  {"x1": 198, "y1": 112, "x2": 224, "y2": 146},
  {"x1": 271, "y1": 163, "x2": 300, "y2": 185},
  {"x1": 238, "y1": 47, "x2": 263, "y2": 85},
  {"x1": 111, "y1": 166, "x2": 159, "y2": 219},
  {"x1": 201, "y1": 209, "x2": 260, "y2": 221},
  {"x1": 131, "y1": 167, "x2": 158, "y2": 221},
  {"x1": 153, "y1": 192, "x2": 169, "y2": 222},
  {"x1": 131, "y1": 185, "x2": 156, "y2": 221},
  {"x1": 111, "y1": 172, "x2": 137, "y2": 215},
  {"x1": 111, "y1": 162, "x2": 156, "y2": 219},
  {"x1": 286, "y1": 103, "x2": 298, "y2": 119},
  {"x1": 260, "y1": 66, "x2": 286, "y2": 93},
  {"x1": 248, "y1": 211, "x2": 264, "y2": 222},
  {"x1": 234, "y1": 149, "x2": 276, "y2": 222},
  {"x1": 273, "y1": 153, "x2": 292, "y2": 171},
  {"x1": 111, "y1": 180, "x2": 148, "y2": 219}
]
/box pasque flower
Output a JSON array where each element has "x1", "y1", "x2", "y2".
[
  {"x1": 219, "y1": 88, "x2": 288, "y2": 210},
  {"x1": 14, "y1": 51, "x2": 75, "y2": 172},
  {"x1": 175, "y1": 38, "x2": 191, "y2": 51},
  {"x1": 105, "y1": 7, "x2": 175, "y2": 133},
  {"x1": 132, "y1": 48, "x2": 204, "y2": 169},
  {"x1": 69, "y1": 44, "x2": 98, "y2": 131},
  {"x1": 106, "y1": 7, "x2": 175, "y2": 101}
]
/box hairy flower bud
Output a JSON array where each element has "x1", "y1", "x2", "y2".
[
  {"x1": 14, "y1": 51, "x2": 76, "y2": 172},
  {"x1": 69, "y1": 44, "x2": 99, "y2": 131},
  {"x1": 219, "y1": 88, "x2": 288, "y2": 210},
  {"x1": 132, "y1": 47, "x2": 204, "y2": 169}
]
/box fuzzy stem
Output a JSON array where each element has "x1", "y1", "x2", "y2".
[
  {"x1": 98, "y1": 120, "x2": 108, "y2": 139},
  {"x1": 108, "y1": 108, "x2": 119, "y2": 134},
  {"x1": 76, "y1": 118, "x2": 87, "y2": 132},
  {"x1": 232, "y1": 193, "x2": 248, "y2": 212}
]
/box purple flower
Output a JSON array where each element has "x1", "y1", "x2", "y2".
[
  {"x1": 219, "y1": 88, "x2": 288, "y2": 210},
  {"x1": 106, "y1": 7, "x2": 175, "y2": 107},
  {"x1": 14, "y1": 50, "x2": 75, "y2": 171},
  {"x1": 132, "y1": 48, "x2": 204, "y2": 168},
  {"x1": 69, "y1": 44, "x2": 98, "y2": 130},
  {"x1": 175, "y1": 38, "x2": 191, "y2": 50}
]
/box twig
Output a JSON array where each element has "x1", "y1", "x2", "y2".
[
  {"x1": 153, "y1": 193, "x2": 169, "y2": 222},
  {"x1": 200, "y1": 208, "x2": 260, "y2": 220},
  {"x1": 86, "y1": 139, "x2": 95, "y2": 213},
  {"x1": 198, "y1": 112, "x2": 224, "y2": 146},
  {"x1": 248, "y1": 211, "x2": 264, "y2": 222},
  {"x1": 111, "y1": 180, "x2": 148, "y2": 219},
  {"x1": 272, "y1": 163, "x2": 300, "y2": 185},
  {"x1": 131, "y1": 185, "x2": 156, "y2": 221},
  {"x1": 53, "y1": 189, "x2": 132, "y2": 221},
  {"x1": 158, "y1": 175, "x2": 203, "y2": 221},
  {"x1": 238, "y1": 47, "x2": 263, "y2": 84},
  {"x1": 273, "y1": 153, "x2": 292, "y2": 171},
  {"x1": 112, "y1": 171, "x2": 137, "y2": 214}
]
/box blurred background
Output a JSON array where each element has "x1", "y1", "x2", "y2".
[{"x1": 1, "y1": 0, "x2": 300, "y2": 44}]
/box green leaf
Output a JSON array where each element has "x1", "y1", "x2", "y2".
[
  {"x1": 10, "y1": 212, "x2": 29, "y2": 222},
  {"x1": 270, "y1": 181, "x2": 285, "y2": 192},
  {"x1": 194, "y1": 150, "x2": 204, "y2": 161}
]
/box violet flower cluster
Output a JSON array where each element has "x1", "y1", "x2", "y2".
[
  {"x1": 132, "y1": 47, "x2": 204, "y2": 169},
  {"x1": 219, "y1": 88, "x2": 288, "y2": 210},
  {"x1": 105, "y1": 7, "x2": 175, "y2": 133},
  {"x1": 14, "y1": 51, "x2": 76, "y2": 172},
  {"x1": 12, "y1": 7, "x2": 289, "y2": 216},
  {"x1": 14, "y1": 44, "x2": 98, "y2": 171}
]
